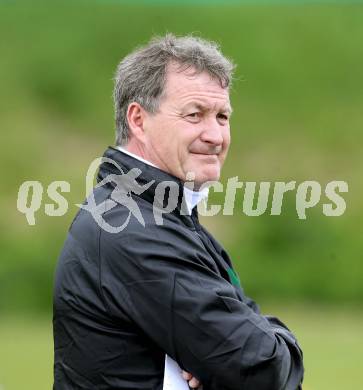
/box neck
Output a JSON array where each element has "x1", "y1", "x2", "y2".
[{"x1": 121, "y1": 139, "x2": 157, "y2": 166}]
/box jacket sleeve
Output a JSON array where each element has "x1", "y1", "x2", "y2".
[{"x1": 100, "y1": 225, "x2": 304, "y2": 390}]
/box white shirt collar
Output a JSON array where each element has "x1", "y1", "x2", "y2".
[
  {"x1": 116, "y1": 145, "x2": 209, "y2": 215},
  {"x1": 183, "y1": 185, "x2": 209, "y2": 214}
]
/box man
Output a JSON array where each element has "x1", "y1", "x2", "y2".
[{"x1": 53, "y1": 34, "x2": 304, "y2": 389}]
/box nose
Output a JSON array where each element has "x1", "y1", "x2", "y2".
[{"x1": 200, "y1": 117, "x2": 224, "y2": 147}]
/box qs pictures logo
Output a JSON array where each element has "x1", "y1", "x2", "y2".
[{"x1": 16, "y1": 157, "x2": 349, "y2": 229}]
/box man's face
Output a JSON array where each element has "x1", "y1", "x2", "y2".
[{"x1": 141, "y1": 63, "x2": 232, "y2": 188}]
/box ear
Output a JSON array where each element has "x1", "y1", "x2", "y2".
[{"x1": 126, "y1": 102, "x2": 147, "y2": 142}]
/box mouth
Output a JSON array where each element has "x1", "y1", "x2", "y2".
[
  {"x1": 190, "y1": 151, "x2": 220, "y2": 157},
  {"x1": 190, "y1": 152, "x2": 220, "y2": 162}
]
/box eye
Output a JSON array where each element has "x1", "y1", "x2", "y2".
[
  {"x1": 186, "y1": 112, "x2": 201, "y2": 122},
  {"x1": 217, "y1": 113, "x2": 229, "y2": 122}
]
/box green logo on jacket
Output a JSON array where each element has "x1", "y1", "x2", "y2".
[{"x1": 227, "y1": 267, "x2": 241, "y2": 287}]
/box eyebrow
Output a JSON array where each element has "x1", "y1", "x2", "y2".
[{"x1": 182, "y1": 102, "x2": 233, "y2": 115}]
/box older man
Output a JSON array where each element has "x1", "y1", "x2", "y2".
[{"x1": 53, "y1": 34, "x2": 304, "y2": 389}]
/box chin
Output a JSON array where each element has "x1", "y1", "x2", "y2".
[
  {"x1": 194, "y1": 168, "x2": 221, "y2": 188},
  {"x1": 184, "y1": 159, "x2": 222, "y2": 187}
]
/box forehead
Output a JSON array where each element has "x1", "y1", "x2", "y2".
[{"x1": 162, "y1": 63, "x2": 231, "y2": 111}]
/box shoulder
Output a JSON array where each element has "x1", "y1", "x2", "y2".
[{"x1": 99, "y1": 199, "x2": 201, "y2": 260}]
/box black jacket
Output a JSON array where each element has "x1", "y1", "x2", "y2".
[{"x1": 53, "y1": 146, "x2": 304, "y2": 390}]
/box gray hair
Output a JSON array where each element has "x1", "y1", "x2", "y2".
[{"x1": 113, "y1": 33, "x2": 235, "y2": 146}]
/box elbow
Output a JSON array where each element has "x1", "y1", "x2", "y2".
[
  {"x1": 200, "y1": 333, "x2": 303, "y2": 390},
  {"x1": 241, "y1": 334, "x2": 303, "y2": 390}
]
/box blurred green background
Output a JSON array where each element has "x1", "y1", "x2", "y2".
[{"x1": 0, "y1": 1, "x2": 362, "y2": 389}]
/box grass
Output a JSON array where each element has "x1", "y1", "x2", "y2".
[
  {"x1": 0, "y1": 305, "x2": 362, "y2": 390},
  {"x1": 0, "y1": 316, "x2": 53, "y2": 390}
]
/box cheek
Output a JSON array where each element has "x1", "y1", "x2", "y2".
[
  {"x1": 222, "y1": 128, "x2": 231, "y2": 153},
  {"x1": 154, "y1": 129, "x2": 182, "y2": 164},
  {"x1": 150, "y1": 120, "x2": 173, "y2": 149},
  {"x1": 224, "y1": 126, "x2": 231, "y2": 143},
  {"x1": 177, "y1": 127, "x2": 198, "y2": 152}
]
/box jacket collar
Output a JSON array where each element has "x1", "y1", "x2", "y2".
[
  {"x1": 115, "y1": 145, "x2": 209, "y2": 214},
  {"x1": 97, "y1": 146, "x2": 198, "y2": 224}
]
